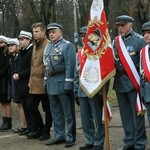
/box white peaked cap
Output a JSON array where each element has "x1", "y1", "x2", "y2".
[
  {"x1": 8, "y1": 38, "x2": 19, "y2": 46},
  {"x1": 19, "y1": 30, "x2": 32, "y2": 40},
  {"x1": 0, "y1": 35, "x2": 9, "y2": 44}
]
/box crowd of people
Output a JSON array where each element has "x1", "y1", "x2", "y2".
[{"x1": 0, "y1": 15, "x2": 150, "y2": 150}]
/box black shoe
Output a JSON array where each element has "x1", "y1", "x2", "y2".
[
  {"x1": 134, "y1": 148, "x2": 145, "y2": 150},
  {"x1": 39, "y1": 133, "x2": 50, "y2": 141},
  {"x1": 45, "y1": 138, "x2": 65, "y2": 145},
  {"x1": 26, "y1": 132, "x2": 31, "y2": 137},
  {"x1": 118, "y1": 145, "x2": 135, "y2": 150},
  {"x1": 19, "y1": 129, "x2": 30, "y2": 136},
  {"x1": 2, "y1": 117, "x2": 12, "y2": 130},
  {"x1": 2, "y1": 123, "x2": 12, "y2": 130},
  {"x1": 27, "y1": 130, "x2": 42, "y2": 139},
  {"x1": 13, "y1": 127, "x2": 26, "y2": 133},
  {"x1": 0, "y1": 124, "x2": 6, "y2": 131},
  {"x1": 92, "y1": 146, "x2": 103, "y2": 150},
  {"x1": 0, "y1": 117, "x2": 7, "y2": 131},
  {"x1": 65, "y1": 141, "x2": 75, "y2": 147},
  {"x1": 79, "y1": 144, "x2": 94, "y2": 150}
]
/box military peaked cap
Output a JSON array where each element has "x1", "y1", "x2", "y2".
[
  {"x1": 142, "y1": 22, "x2": 150, "y2": 31},
  {"x1": 116, "y1": 15, "x2": 134, "y2": 24},
  {"x1": 47, "y1": 23, "x2": 63, "y2": 30},
  {"x1": 79, "y1": 26, "x2": 87, "y2": 34}
]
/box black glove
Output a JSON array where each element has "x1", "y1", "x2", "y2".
[{"x1": 65, "y1": 90, "x2": 72, "y2": 94}]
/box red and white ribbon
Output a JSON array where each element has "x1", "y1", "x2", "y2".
[
  {"x1": 116, "y1": 35, "x2": 145, "y2": 115},
  {"x1": 141, "y1": 45, "x2": 150, "y2": 82}
]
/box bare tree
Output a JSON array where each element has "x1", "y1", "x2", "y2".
[
  {"x1": 77, "y1": 0, "x2": 92, "y2": 28},
  {"x1": 26, "y1": 0, "x2": 56, "y2": 25},
  {"x1": 129, "y1": 0, "x2": 150, "y2": 32},
  {"x1": 0, "y1": 0, "x2": 149, "y2": 39},
  {"x1": 0, "y1": 0, "x2": 20, "y2": 37}
]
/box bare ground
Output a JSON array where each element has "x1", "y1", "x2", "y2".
[{"x1": 0, "y1": 102, "x2": 150, "y2": 150}]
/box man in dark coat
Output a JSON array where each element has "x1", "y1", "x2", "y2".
[{"x1": 13, "y1": 31, "x2": 33, "y2": 135}]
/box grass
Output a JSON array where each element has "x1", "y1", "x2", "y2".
[
  {"x1": 107, "y1": 77, "x2": 118, "y2": 107},
  {"x1": 108, "y1": 88, "x2": 118, "y2": 107}
]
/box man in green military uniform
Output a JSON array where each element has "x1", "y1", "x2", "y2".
[
  {"x1": 44, "y1": 23, "x2": 76, "y2": 148},
  {"x1": 113, "y1": 15, "x2": 147, "y2": 150},
  {"x1": 74, "y1": 26, "x2": 106, "y2": 150},
  {"x1": 140, "y1": 22, "x2": 150, "y2": 126}
]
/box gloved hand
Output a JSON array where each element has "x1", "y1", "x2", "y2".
[{"x1": 65, "y1": 90, "x2": 72, "y2": 94}]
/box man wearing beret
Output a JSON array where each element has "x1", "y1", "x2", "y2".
[
  {"x1": 140, "y1": 22, "x2": 150, "y2": 126},
  {"x1": 44, "y1": 23, "x2": 76, "y2": 147},
  {"x1": 113, "y1": 15, "x2": 147, "y2": 150}
]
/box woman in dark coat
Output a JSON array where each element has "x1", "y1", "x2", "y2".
[
  {"x1": 0, "y1": 35, "x2": 12, "y2": 130},
  {"x1": 8, "y1": 38, "x2": 28, "y2": 133}
]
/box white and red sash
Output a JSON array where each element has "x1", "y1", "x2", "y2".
[
  {"x1": 116, "y1": 35, "x2": 145, "y2": 115},
  {"x1": 141, "y1": 45, "x2": 150, "y2": 82}
]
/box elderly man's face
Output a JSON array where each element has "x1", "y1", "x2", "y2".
[
  {"x1": 117, "y1": 22, "x2": 132, "y2": 36},
  {"x1": 48, "y1": 28, "x2": 62, "y2": 42},
  {"x1": 143, "y1": 31, "x2": 150, "y2": 44}
]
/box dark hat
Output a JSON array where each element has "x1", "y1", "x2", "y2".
[
  {"x1": 142, "y1": 22, "x2": 150, "y2": 31},
  {"x1": 116, "y1": 15, "x2": 134, "y2": 24},
  {"x1": 47, "y1": 23, "x2": 63, "y2": 30},
  {"x1": 19, "y1": 30, "x2": 32, "y2": 40},
  {"x1": 79, "y1": 26, "x2": 87, "y2": 34}
]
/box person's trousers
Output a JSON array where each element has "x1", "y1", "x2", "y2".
[
  {"x1": 20, "y1": 95, "x2": 32, "y2": 131},
  {"x1": 29, "y1": 94, "x2": 52, "y2": 132},
  {"x1": 48, "y1": 94, "x2": 76, "y2": 142},
  {"x1": 116, "y1": 90, "x2": 147, "y2": 149},
  {"x1": 79, "y1": 94, "x2": 105, "y2": 147},
  {"x1": 144, "y1": 102, "x2": 150, "y2": 126}
]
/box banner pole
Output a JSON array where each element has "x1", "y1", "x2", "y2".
[{"x1": 103, "y1": 85, "x2": 110, "y2": 150}]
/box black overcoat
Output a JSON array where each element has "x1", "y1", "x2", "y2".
[
  {"x1": 0, "y1": 47, "x2": 9, "y2": 95},
  {"x1": 15, "y1": 44, "x2": 33, "y2": 95}
]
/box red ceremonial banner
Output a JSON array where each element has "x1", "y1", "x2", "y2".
[{"x1": 79, "y1": 0, "x2": 115, "y2": 98}]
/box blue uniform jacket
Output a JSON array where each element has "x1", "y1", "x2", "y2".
[
  {"x1": 140, "y1": 45, "x2": 150, "y2": 102},
  {"x1": 113, "y1": 30, "x2": 146, "y2": 93},
  {"x1": 44, "y1": 37, "x2": 76, "y2": 95}
]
